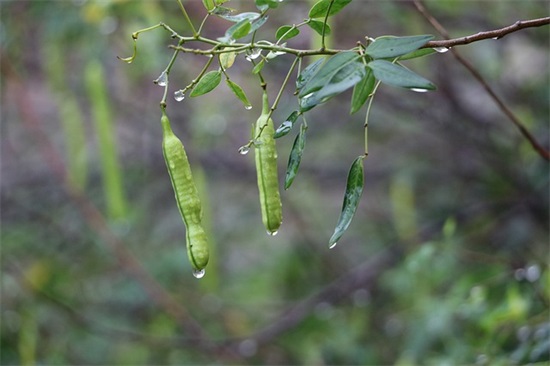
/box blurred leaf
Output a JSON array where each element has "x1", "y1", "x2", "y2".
[
  {"x1": 309, "y1": 0, "x2": 353, "y2": 18},
  {"x1": 368, "y1": 60, "x2": 436, "y2": 90},
  {"x1": 201, "y1": 0, "x2": 216, "y2": 11},
  {"x1": 299, "y1": 52, "x2": 360, "y2": 97},
  {"x1": 329, "y1": 155, "x2": 365, "y2": 247},
  {"x1": 350, "y1": 68, "x2": 375, "y2": 114},
  {"x1": 365, "y1": 35, "x2": 434, "y2": 59},
  {"x1": 296, "y1": 58, "x2": 325, "y2": 92},
  {"x1": 276, "y1": 25, "x2": 300, "y2": 41},
  {"x1": 226, "y1": 79, "x2": 251, "y2": 109},
  {"x1": 274, "y1": 111, "x2": 299, "y2": 139},
  {"x1": 398, "y1": 47, "x2": 437, "y2": 61},
  {"x1": 219, "y1": 50, "x2": 236, "y2": 69},
  {"x1": 224, "y1": 19, "x2": 252, "y2": 41},
  {"x1": 190, "y1": 70, "x2": 222, "y2": 97},
  {"x1": 218, "y1": 11, "x2": 260, "y2": 22},
  {"x1": 255, "y1": 0, "x2": 284, "y2": 9},
  {"x1": 250, "y1": 15, "x2": 269, "y2": 32},
  {"x1": 307, "y1": 19, "x2": 332, "y2": 36},
  {"x1": 252, "y1": 59, "x2": 265, "y2": 74},
  {"x1": 285, "y1": 124, "x2": 307, "y2": 189}
]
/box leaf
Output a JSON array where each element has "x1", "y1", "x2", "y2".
[
  {"x1": 365, "y1": 35, "x2": 434, "y2": 59},
  {"x1": 350, "y1": 68, "x2": 375, "y2": 114},
  {"x1": 307, "y1": 19, "x2": 332, "y2": 36},
  {"x1": 329, "y1": 155, "x2": 365, "y2": 248},
  {"x1": 299, "y1": 60, "x2": 366, "y2": 112},
  {"x1": 250, "y1": 14, "x2": 269, "y2": 33},
  {"x1": 309, "y1": 0, "x2": 353, "y2": 18},
  {"x1": 252, "y1": 59, "x2": 265, "y2": 74},
  {"x1": 284, "y1": 124, "x2": 307, "y2": 189},
  {"x1": 276, "y1": 25, "x2": 300, "y2": 41},
  {"x1": 219, "y1": 50, "x2": 237, "y2": 69},
  {"x1": 299, "y1": 51, "x2": 360, "y2": 97},
  {"x1": 368, "y1": 60, "x2": 436, "y2": 91},
  {"x1": 226, "y1": 79, "x2": 251, "y2": 109},
  {"x1": 255, "y1": 0, "x2": 283, "y2": 9},
  {"x1": 218, "y1": 12, "x2": 260, "y2": 22},
  {"x1": 274, "y1": 111, "x2": 299, "y2": 139},
  {"x1": 225, "y1": 19, "x2": 252, "y2": 41},
  {"x1": 398, "y1": 47, "x2": 436, "y2": 61},
  {"x1": 190, "y1": 70, "x2": 222, "y2": 97},
  {"x1": 201, "y1": 0, "x2": 216, "y2": 11},
  {"x1": 296, "y1": 58, "x2": 325, "y2": 92}
]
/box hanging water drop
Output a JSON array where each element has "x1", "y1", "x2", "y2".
[
  {"x1": 192, "y1": 268, "x2": 205, "y2": 279},
  {"x1": 244, "y1": 105, "x2": 253, "y2": 110},
  {"x1": 329, "y1": 241, "x2": 338, "y2": 249},
  {"x1": 267, "y1": 230, "x2": 278, "y2": 236},
  {"x1": 433, "y1": 46, "x2": 449, "y2": 53},
  {"x1": 410, "y1": 88, "x2": 429, "y2": 93},
  {"x1": 238, "y1": 145, "x2": 250, "y2": 155},
  {"x1": 174, "y1": 90, "x2": 185, "y2": 102},
  {"x1": 154, "y1": 71, "x2": 167, "y2": 86},
  {"x1": 245, "y1": 48, "x2": 262, "y2": 62}
]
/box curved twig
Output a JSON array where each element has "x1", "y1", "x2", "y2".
[{"x1": 413, "y1": 0, "x2": 550, "y2": 161}]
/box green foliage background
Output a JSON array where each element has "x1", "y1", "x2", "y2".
[{"x1": 1, "y1": 1, "x2": 548, "y2": 364}]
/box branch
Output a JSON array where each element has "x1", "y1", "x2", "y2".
[
  {"x1": 423, "y1": 17, "x2": 550, "y2": 49},
  {"x1": 413, "y1": 1, "x2": 550, "y2": 161}
]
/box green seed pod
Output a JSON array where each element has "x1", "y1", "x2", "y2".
[
  {"x1": 254, "y1": 91, "x2": 283, "y2": 235},
  {"x1": 161, "y1": 112, "x2": 209, "y2": 271}
]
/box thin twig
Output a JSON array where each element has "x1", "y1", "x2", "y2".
[
  {"x1": 422, "y1": 17, "x2": 550, "y2": 49},
  {"x1": 413, "y1": 0, "x2": 550, "y2": 161}
]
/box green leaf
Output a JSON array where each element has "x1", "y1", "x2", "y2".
[
  {"x1": 296, "y1": 58, "x2": 325, "y2": 92},
  {"x1": 365, "y1": 35, "x2": 434, "y2": 59},
  {"x1": 299, "y1": 52, "x2": 360, "y2": 97},
  {"x1": 398, "y1": 47, "x2": 436, "y2": 61},
  {"x1": 252, "y1": 59, "x2": 265, "y2": 74},
  {"x1": 307, "y1": 19, "x2": 332, "y2": 36},
  {"x1": 218, "y1": 12, "x2": 260, "y2": 22},
  {"x1": 284, "y1": 124, "x2": 307, "y2": 189},
  {"x1": 225, "y1": 19, "x2": 252, "y2": 41},
  {"x1": 368, "y1": 60, "x2": 436, "y2": 91},
  {"x1": 274, "y1": 111, "x2": 299, "y2": 139},
  {"x1": 276, "y1": 25, "x2": 300, "y2": 41},
  {"x1": 299, "y1": 60, "x2": 366, "y2": 112},
  {"x1": 329, "y1": 155, "x2": 365, "y2": 248},
  {"x1": 350, "y1": 68, "x2": 375, "y2": 114},
  {"x1": 190, "y1": 70, "x2": 222, "y2": 97},
  {"x1": 255, "y1": 0, "x2": 283, "y2": 9},
  {"x1": 226, "y1": 79, "x2": 251, "y2": 109},
  {"x1": 309, "y1": 0, "x2": 353, "y2": 18},
  {"x1": 219, "y1": 50, "x2": 236, "y2": 69},
  {"x1": 250, "y1": 14, "x2": 269, "y2": 33},
  {"x1": 202, "y1": 0, "x2": 216, "y2": 11}
]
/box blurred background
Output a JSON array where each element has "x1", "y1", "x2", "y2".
[{"x1": 1, "y1": 0, "x2": 548, "y2": 364}]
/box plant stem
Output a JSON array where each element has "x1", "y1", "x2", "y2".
[
  {"x1": 177, "y1": 0, "x2": 198, "y2": 37},
  {"x1": 321, "y1": 0, "x2": 335, "y2": 50}
]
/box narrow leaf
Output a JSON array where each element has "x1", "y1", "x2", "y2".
[
  {"x1": 190, "y1": 70, "x2": 222, "y2": 97},
  {"x1": 276, "y1": 25, "x2": 300, "y2": 41},
  {"x1": 218, "y1": 12, "x2": 260, "y2": 22},
  {"x1": 309, "y1": 0, "x2": 353, "y2": 18},
  {"x1": 368, "y1": 60, "x2": 436, "y2": 90},
  {"x1": 300, "y1": 61, "x2": 366, "y2": 112},
  {"x1": 226, "y1": 79, "x2": 251, "y2": 109},
  {"x1": 299, "y1": 51, "x2": 360, "y2": 97},
  {"x1": 252, "y1": 59, "x2": 265, "y2": 74},
  {"x1": 274, "y1": 111, "x2": 299, "y2": 139},
  {"x1": 296, "y1": 58, "x2": 325, "y2": 92},
  {"x1": 255, "y1": 0, "x2": 283, "y2": 9},
  {"x1": 225, "y1": 19, "x2": 252, "y2": 41},
  {"x1": 350, "y1": 68, "x2": 375, "y2": 114},
  {"x1": 398, "y1": 47, "x2": 436, "y2": 61},
  {"x1": 250, "y1": 14, "x2": 269, "y2": 33},
  {"x1": 365, "y1": 35, "x2": 434, "y2": 59},
  {"x1": 202, "y1": 0, "x2": 216, "y2": 11},
  {"x1": 285, "y1": 124, "x2": 307, "y2": 189},
  {"x1": 329, "y1": 155, "x2": 365, "y2": 247},
  {"x1": 307, "y1": 19, "x2": 332, "y2": 36}
]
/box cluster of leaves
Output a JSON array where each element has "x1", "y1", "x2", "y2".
[{"x1": 121, "y1": 0, "x2": 440, "y2": 246}]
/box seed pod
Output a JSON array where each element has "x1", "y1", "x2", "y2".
[
  {"x1": 254, "y1": 91, "x2": 283, "y2": 235},
  {"x1": 161, "y1": 112, "x2": 209, "y2": 270}
]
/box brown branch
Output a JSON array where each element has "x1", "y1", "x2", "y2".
[
  {"x1": 423, "y1": 17, "x2": 550, "y2": 49},
  {"x1": 413, "y1": 1, "x2": 550, "y2": 161}
]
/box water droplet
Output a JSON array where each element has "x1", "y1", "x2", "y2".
[
  {"x1": 514, "y1": 268, "x2": 525, "y2": 281},
  {"x1": 492, "y1": 36, "x2": 500, "y2": 40},
  {"x1": 526, "y1": 264, "x2": 540, "y2": 282},
  {"x1": 154, "y1": 71, "x2": 167, "y2": 86},
  {"x1": 238, "y1": 145, "x2": 250, "y2": 155},
  {"x1": 245, "y1": 48, "x2": 262, "y2": 61},
  {"x1": 410, "y1": 88, "x2": 429, "y2": 93},
  {"x1": 329, "y1": 241, "x2": 338, "y2": 249},
  {"x1": 433, "y1": 46, "x2": 449, "y2": 53},
  {"x1": 267, "y1": 230, "x2": 278, "y2": 236},
  {"x1": 238, "y1": 339, "x2": 258, "y2": 357},
  {"x1": 174, "y1": 90, "x2": 185, "y2": 102},
  {"x1": 244, "y1": 105, "x2": 253, "y2": 110},
  {"x1": 192, "y1": 268, "x2": 205, "y2": 279}
]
